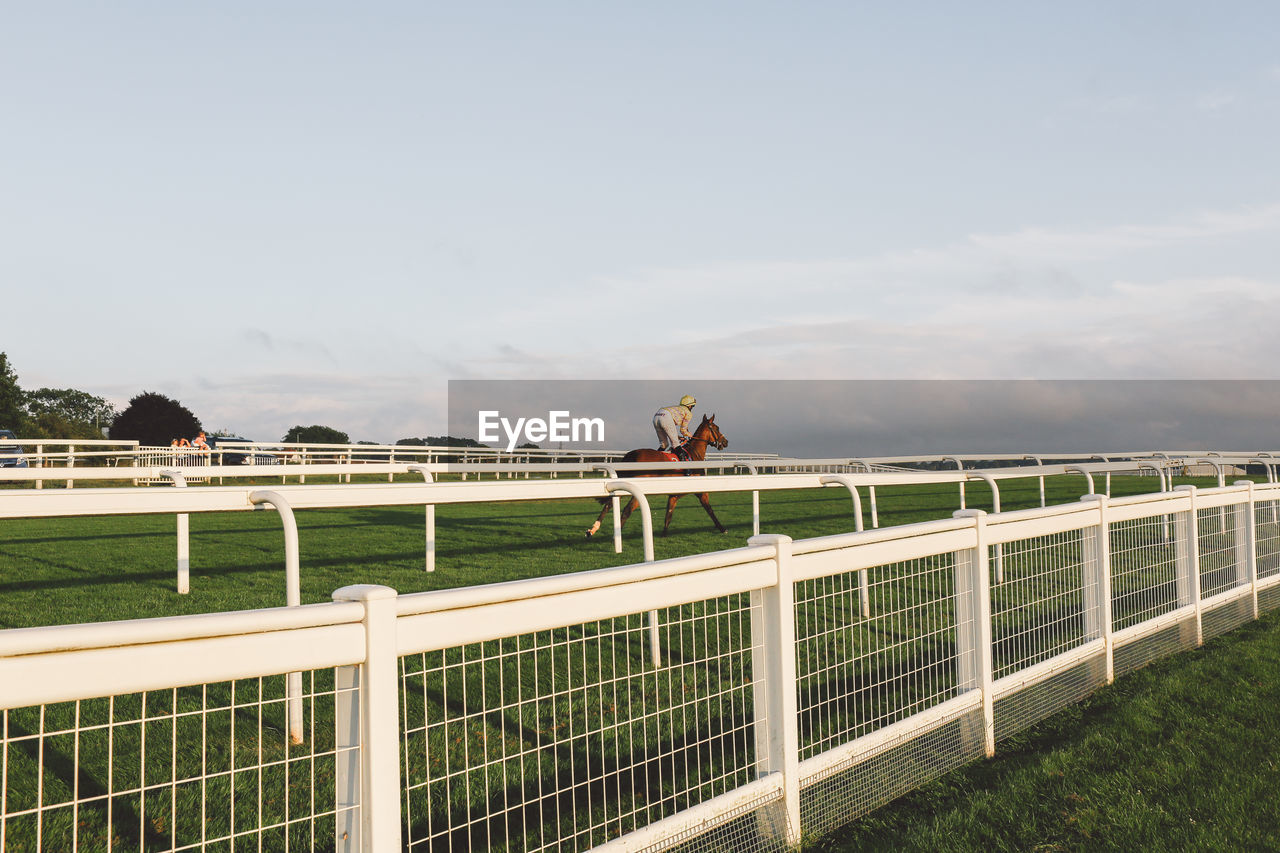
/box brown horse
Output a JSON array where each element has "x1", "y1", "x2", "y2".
[{"x1": 585, "y1": 414, "x2": 730, "y2": 538}]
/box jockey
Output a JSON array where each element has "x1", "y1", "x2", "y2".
[{"x1": 653, "y1": 395, "x2": 696, "y2": 459}]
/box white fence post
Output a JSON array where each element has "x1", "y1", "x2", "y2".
[
  {"x1": 1081, "y1": 494, "x2": 1115, "y2": 684},
  {"x1": 819, "y1": 475, "x2": 869, "y2": 617},
  {"x1": 953, "y1": 509, "x2": 995, "y2": 758},
  {"x1": 747, "y1": 534, "x2": 800, "y2": 846},
  {"x1": 612, "y1": 495, "x2": 623, "y2": 553},
  {"x1": 332, "y1": 584, "x2": 403, "y2": 853},
  {"x1": 159, "y1": 470, "x2": 190, "y2": 594},
  {"x1": 744, "y1": 464, "x2": 762, "y2": 535},
  {"x1": 1234, "y1": 480, "x2": 1260, "y2": 619},
  {"x1": 425, "y1": 505, "x2": 436, "y2": 573},
  {"x1": 176, "y1": 510, "x2": 189, "y2": 593},
  {"x1": 968, "y1": 473, "x2": 1003, "y2": 583},
  {"x1": 409, "y1": 466, "x2": 437, "y2": 573},
  {"x1": 947, "y1": 457, "x2": 967, "y2": 510},
  {"x1": 608, "y1": 481, "x2": 660, "y2": 667},
  {"x1": 249, "y1": 489, "x2": 305, "y2": 742},
  {"x1": 1173, "y1": 485, "x2": 1203, "y2": 645}
]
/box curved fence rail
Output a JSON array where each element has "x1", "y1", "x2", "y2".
[
  {"x1": 0, "y1": 461, "x2": 1215, "y2": 599},
  {"x1": 1, "y1": 481, "x2": 1278, "y2": 850}
]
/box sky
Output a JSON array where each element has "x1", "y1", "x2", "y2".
[
  {"x1": 3, "y1": 3, "x2": 1280, "y2": 449},
  {"x1": 447, "y1": 380, "x2": 1280, "y2": 456}
]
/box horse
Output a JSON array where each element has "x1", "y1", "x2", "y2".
[{"x1": 585, "y1": 414, "x2": 730, "y2": 539}]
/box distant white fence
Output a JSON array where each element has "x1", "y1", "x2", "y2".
[
  {"x1": 3, "y1": 439, "x2": 1277, "y2": 488},
  {"x1": 0, "y1": 461, "x2": 1209, "y2": 596},
  {"x1": 2, "y1": 480, "x2": 1278, "y2": 850}
]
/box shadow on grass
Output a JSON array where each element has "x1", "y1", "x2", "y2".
[{"x1": 3, "y1": 716, "x2": 169, "y2": 851}]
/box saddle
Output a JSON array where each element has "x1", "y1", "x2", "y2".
[{"x1": 659, "y1": 444, "x2": 689, "y2": 463}]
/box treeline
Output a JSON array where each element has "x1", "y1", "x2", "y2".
[
  {"x1": 395, "y1": 436, "x2": 491, "y2": 448},
  {"x1": 0, "y1": 352, "x2": 117, "y2": 439},
  {"x1": 2, "y1": 351, "x2": 530, "y2": 448}
]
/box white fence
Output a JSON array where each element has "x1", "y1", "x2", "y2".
[
  {"x1": 3, "y1": 440, "x2": 1277, "y2": 488},
  {"x1": 2, "y1": 480, "x2": 1279, "y2": 850},
  {"x1": 0, "y1": 461, "x2": 1207, "y2": 601}
]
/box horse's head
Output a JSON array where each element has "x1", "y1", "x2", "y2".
[{"x1": 699, "y1": 413, "x2": 728, "y2": 451}]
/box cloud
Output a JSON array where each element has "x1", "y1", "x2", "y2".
[
  {"x1": 174, "y1": 372, "x2": 448, "y2": 444},
  {"x1": 440, "y1": 268, "x2": 1280, "y2": 385},
  {"x1": 460, "y1": 204, "x2": 1280, "y2": 381},
  {"x1": 1069, "y1": 94, "x2": 1148, "y2": 116},
  {"x1": 87, "y1": 203, "x2": 1280, "y2": 444},
  {"x1": 240, "y1": 329, "x2": 274, "y2": 350},
  {"x1": 965, "y1": 205, "x2": 1280, "y2": 261},
  {"x1": 446, "y1": 379, "x2": 1280, "y2": 456},
  {"x1": 1194, "y1": 91, "x2": 1239, "y2": 111},
  {"x1": 237, "y1": 328, "x2": 337, "y2": 365}
]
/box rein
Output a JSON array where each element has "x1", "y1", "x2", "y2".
[{"x1": 679, "y1": 426, "x2": 722, "y2": 457}]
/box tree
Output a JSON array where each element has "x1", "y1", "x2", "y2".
[
  {"x1": 110, "y1": 392, "x2": 202, "y2": 447},
  {"x1": 25, "y1": 412, "x2": 106, "y2": 440},
  {"x1": 396, "y1": 435, "x2": 489, "y2": 448},
  {"x1": 24, "y1": 387, "x2": 117, "y2": 438},
  {"x1": 0, "y1": 353, "x2": 24, "y2": 431},
  {"x1": 283, "y1": 425, "x2": 350, "y2": 444}
]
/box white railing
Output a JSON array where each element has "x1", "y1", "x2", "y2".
[
  {"x1": 2, "y1": 480, "x2": 1278, "y2": 850},
  {"x1": 0, "y1": 462, "x2": 1200, "y2": 597},
  {"x1": 3, "y1": 439, "x2": 1276, "y2": 487}
]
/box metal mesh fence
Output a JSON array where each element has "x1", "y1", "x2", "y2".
[
  {"x1": 1109, "y1": 513, "x2": 1182, "y2": 632},
  {"x1": 792, "y1": 554, "x2": 968, "y2": 761},
  {"x1": 398, "y1": 594, "x2": 763, "y2": 852},
  {"x1": 1255, "y1": 499, "x2": 1280, "y2": 580},
  {"x1": 0, "y1": 671, "x2": 357, "y2": 852},
  {"x1": 992, "y1": 655, "x2": 1107, "y2": 742},
  {"x1": 1259, "y1": 582, "x2": 1280, "y2": 614},
  {"x1": 1111, "y1": 619, "x2": 1198, "y2": 680},
  {"x1": 798, "y1": 708, "x2": 985, "y2": 839},
  {"x1": 1197, "y1": 506, "x2": 1242, "y2": 600},
  {"x1": 8, "y1": 489, "x2": 1280, "y2": 852},
  {"x1": 1200, "y1": 596, "x2": 1255, "y2": 643},
  {"x1": 990, "y1": 530, "x2": 1092, "y2": 680},
  {"x1": 635, "y1": 793, "x2": 790, "y2": 853}
]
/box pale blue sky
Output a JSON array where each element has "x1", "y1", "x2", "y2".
[{"x1": 3, "y1": 3, "x2": 1278, "y2": 444}]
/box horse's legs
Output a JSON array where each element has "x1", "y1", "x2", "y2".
[
  {"x1": 662, "y1": 494, "x2": 681, "y2": 535},
  {"x1": 586, "y1": 500, "x2": 612, "y2": 538},
  {"x1": 618, "y1": 497, "x2": 640, "y2": 528},
  {"x1": 696, "y1": 492, "x2": 727, "y2": 533},
  {"x1": 587, "y1": 496, "x2": 642, "y2": 539}
]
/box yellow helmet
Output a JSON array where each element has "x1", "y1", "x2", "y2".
[{"x1": 680, "y1": 395, "x2": 696, "y2": 408}]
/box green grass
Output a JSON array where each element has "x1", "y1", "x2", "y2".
[
  {"x1": 0, "y1": 473, "x2": 1270, "y2": 852},
  {"x1": 0, "y1": 475, "x2": 1202, "y2": 629},
  {"x1": 809, "y1": 608, "x2": 1280, "y2": 852}
]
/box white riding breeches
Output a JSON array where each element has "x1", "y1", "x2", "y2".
[{"x1": 653, "y1": 410, "x2": 681, "y2": 450}]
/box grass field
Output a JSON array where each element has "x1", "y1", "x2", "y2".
[
  {"x1": 813, "y1": 607, "x2": 1280, "y2": 852},
  {"x1": 0, "y1": 474, "x2": 1198, "y2": 630},
  {"x1": 1, "y1": 473, "x2": 1274, "y2": 851}
]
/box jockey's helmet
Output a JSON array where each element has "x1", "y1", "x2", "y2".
[{"x1": 680, "y1": 395, "x2": 696, "y2": 408}]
